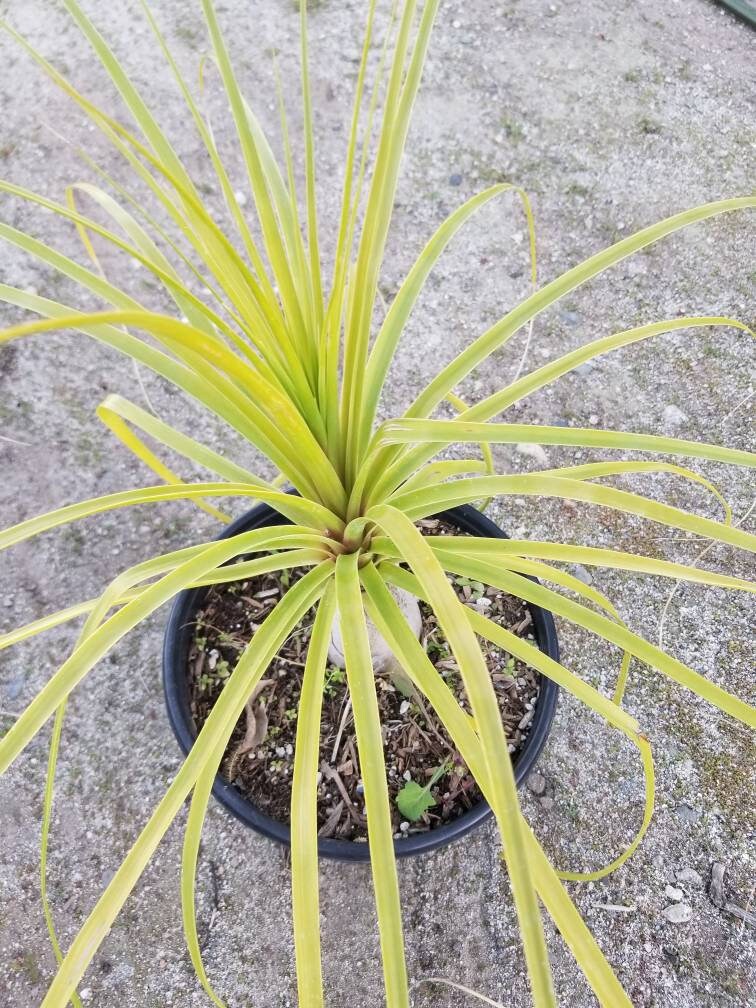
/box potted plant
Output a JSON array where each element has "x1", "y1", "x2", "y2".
[
  {"x1": 0, "y1": 1, "x2": 754, "y2": 1006},
  {"x1": 162, "y1": 496, "x2": 560, "y2": 860}
]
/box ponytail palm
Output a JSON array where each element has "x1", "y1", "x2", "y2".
[{"x1": 0, "y1": 2, "x2": 754, "y2": 1007}]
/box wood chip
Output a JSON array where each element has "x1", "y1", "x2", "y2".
[
  {"x1": 192, "y1": 650, "x2": 206, "y2": 680},
  {"x1": 318, "y1": 800, "x2": 344, "y2": 838},
  {"x1": 330, "y1": 697, "x2": 353, "y2": 763},
  {"x1": 320, "y1": 761, "x2": 355, "y2": 809},
  {"x1": 226, "y1": 680, "x2": 273, "y2": 778},
  {"x1": 724, "y1": 902, "x2": 756, "y2": 927},
  {"x1": 518, "y1": 709, "x2": 534, "y2": 730},
  {"x1": 512, "y1": 612, "x2": 532, "y2": 635}
]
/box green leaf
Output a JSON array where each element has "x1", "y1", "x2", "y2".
[
  {"x1": 389, "y1": 474, "x2": 756, "y2": 554},
  {"x1": 396, "y1": 780, "x2": 436, "y2": 821},
  {"x1": 362, "y1": 562, "x2": 634, "y2": 1004},
  {"x1": 410, "y1": 201, "x2": 755, "y2": 421},
  {"x1": 367, "y1": 506, "x2": 556, "y2": 1008},
  {"x1": 291, "y1": 586, "x2": 336, "y2": 1008},
  {"x1": 434, "y1": 550, "x2": 756, "y2": 728},
  {"x1": 335, "y1": 553, "x2": 409, "y2": 1008}
]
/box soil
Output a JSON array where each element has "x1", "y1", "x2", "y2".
[{"x1": 187, "y1": 517, "x2": 543, "y2": 842}]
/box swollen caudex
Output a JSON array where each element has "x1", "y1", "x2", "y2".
[{"x1": 328, "y1": 585, "x2": 422, "y2": 677}]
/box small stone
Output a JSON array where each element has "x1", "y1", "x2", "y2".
[
  {"x1": 80, "y1": 991, "x2": 92, "y2": 1002},
  {"x1": 569, "y1": 564, "x2": 593, "y2": 585},
  {"x1": 662, "y1": 946, "x2": 680, "y2": 967},
  {"x1": 527, "y1": 771, "x2": 546, "y2": 796},
  {"x1": 539, "y1": 796, "x2": 555, "y2": 810},
  {"x1": 516, "y1": 442, "x2": 549, "y2": 465},
  {"x1": 275, "y1": 746, "x2": 286, "y2": 757},
  {"x1": 662, "y1": 404, "x2": 688, "y2": 429},
  {"x1": 665, "y1": 885, "x2": 684, "y2": 902},
  {"x1": 403, "y1": 770, "x2": 411, "y2": 781},
  {"x1": 709, "y1": 862, "x2": 726, "y2": 908},
  {"x1": 449, "y1": 173, "x2": 463, "y2": 186},
  {"x1": 234, "y1": 189, "x2": 248, "y2": 207},
  {"x1": 675, "y1": 803, "x2": 701, "y2": 823},
  {"x1": 356, "y1": 781, "x2": 364, "y2": 795},
  {"x1": 588, "y1": 414, "x2": 599, "y2": 425},
  {"x1": 5, "y1": 674, "x2": 24, "y2": 700},
  {"x1": 675, "y1": 867, "x2": 703, "y2": 887},
  {"x1": 662, "y1": 903, "x2": 692, "y2": 924},
  {"x1": 399, "y1": 821, "x2": 410, "y2": 832},
  {"x1": 559, "y1": 308, "x2": 581, "y2": 326},
  {"x1": 399, "y1": 699, "x2": 410, "y2": 715}
]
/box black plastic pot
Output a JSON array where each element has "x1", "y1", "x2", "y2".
[{"x1": 163, "y1": 502, "x2": 559, "y2": 861}]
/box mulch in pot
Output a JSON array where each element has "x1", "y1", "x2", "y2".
[{"x1": 187, "y1": 518, "x2": 541, "y2": 842}]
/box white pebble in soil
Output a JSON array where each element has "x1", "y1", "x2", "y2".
[
  {"x1": 515, "y1": 442, "x2": 549, "y2": 465},
  {"x1": 664, "y1": 885, "x2": 684, "y2": 902},
  {"x1": 662, "y1": 903, "x2": 693, "y2": 924},
  {"x1": 662, "y1": 404, "x2": 688, "y2": 429},
  {"x1": 675, "y1": 867, "x2": 703, "y2": 886},
  {"x1": 569, "y1": 564, "x2": 593, "y2": 586},
  {"x1": 527, "y1": 771, "x2": 547, "y2": 797}
]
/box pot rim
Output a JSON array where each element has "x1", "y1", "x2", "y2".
[{"x1": 163, "y1": 502, "x2": 559, "y2": 861}]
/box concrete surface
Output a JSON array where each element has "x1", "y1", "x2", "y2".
[{"x1": 0, "y1": 1, "x2": 754, "y2": 1006}]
